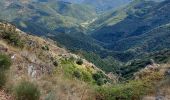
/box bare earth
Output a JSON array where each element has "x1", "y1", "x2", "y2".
[{"x1": 0, "y1": 90, "x2": 13, "y2": 100}]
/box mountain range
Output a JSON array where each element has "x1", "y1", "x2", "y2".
[
  {"x1": 0, "y1": 0, "x2": 170, "y2": 99},
  {"x1": 90, "y1": 0, "x2": 170, "y2": 60},
  {"x1": 0, "y1": 0, "x2": 169, "y2": 70}
]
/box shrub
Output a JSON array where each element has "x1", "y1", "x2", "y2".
[
  {"x1": 73, "y1": 70, "x2": 82, "y2": 79},
  {"x1": 97, "y1": 81, "x2": 145, "y2": 100},
  {"x1": 42, "y1": 45, "x2": 49, "y2": 51},
  {"x1": 96, "y1": 78, "x2": 106, "y2": 86},
  {"x1": 93, "y1": 71, "x2": 104, "y2": 81},
  {"x1": 0, "y1": 71, "x2": 6, "y2": 88},
  {"x1": 93, "y1": 71, "x2": 108, "y2": 85},
  {"x1": 14, "y1": 81, "x2": 40, "y2": 100},
  {"x1": 53, "y1": 60, "x2": 58, "y2": 67},
  {"x1": 0, "y1": 53, "x2": 11, "y2": 70},
  {"x1": 76, "y1": 58, "x2": 83, "y2": 65},
  {"x1": 2, "y1": 31, "x2": 24, "y2": 47},
  {"x1": 0, "y1": 53, "x2": 11, "y2": 88},
  {"x1": 97, "y1": 72, "x2": 164, "y2": 100},
  {"x1": 81, "y1": 70, "x2": 93, "y2": 82}
]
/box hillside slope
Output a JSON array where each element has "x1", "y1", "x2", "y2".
[
  {"x1": 60, "y1": 0, "x2": 132, "y2": 12},
  {"x1": 109, "y1": 23, "x2": 170, "y2": 52},
  {"x1": 0, "y1": 22, "x2": 170, "y2": 100},
  {"x1": 0, "y1": 0, "x2": 96, "y2": 35},
  {"x1": 91, "y1": 0, "x2": 170, "y2": 43},
  {"x1": 84, "y1": 0, "x2": 170, "y2": 62},
  {"x1": 0, "y1": 22, "x2": 115, "y2": 100}
]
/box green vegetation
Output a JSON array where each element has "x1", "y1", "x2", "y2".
[
  {"x1": 119, "y1": 59, "x2": 152, "y2": 79},
  {"x1": 0, "y1": 53, "x2": 11, "y2": 70},
  {"x1": 81, "y1": 70, "x2": 93, "y2": 82},
  {"x1": 0, "y1": 53, "x2": 11, "y2": 88},
  {"x1": 42, "y1": 45, "x2": 49, "y2": 51},
  {"x1": 0, "y1": 71, "x2": 6, "y2": 88},
  {"x1": 93, "y1": 71, "x2": 108, "y2": 86},
  {"x1": 73, "y1": 70, "x2": 82, "y2": 79},
  {"x1": 14, "y1": 81, "x2": 40, "y2": 100},
  {"x1": 60, "y1": 58, "x2": 112, "y2": 84},
  {"x1": 1, "y1": 31, "x2": 24, "y2": 48},
  {"x1": 0, "y1": 0, "x2": 97, "y2": 35},
  {"x1": 60, "y1": 58, "x2": 93, "y2": 83},
  {"x1": 76, "y1": 58, "x2": 83, "y2": 65},
  {"x1": 150, "y1": 49, "x2": 170, "y2": 64},
  {"x1": 53, "y1": 60, "x2": 58, "y2": 67},
  {"x1": 98, "y1": 80, "x2": 148, "y2": 100},
  {"x1": 80, "y1": 51, "x2": 120, "y2": 73},
  {"x1": 97, "y1": 72, "x2": 164, "y2": 100},
  {"x1": 0, "y1": 0, "x2": 170, "y2": 99}
]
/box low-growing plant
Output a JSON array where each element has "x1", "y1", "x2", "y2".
[
  {"x1": 0, "y1": 53, "x2": 11, "y2": 88},
  {"x1": 81, "y1": 70, "x2": 93, "y2": 82},
  {"x1": 0, "y1": 71, "x2": 6, "y2": 88},
  {"x1": 97, "y1": 72, "x2": 164, "y2": 100},
  {"x1": 14, "y1": 81, "x2": 40, "y2": 100},
  {"x1": 2, "y1": 31, "x2": 24, "y2": 48},
  {"x1": 96, "y1": 78, "x2": 107, "y2": 86},
  {"x1": 53, "y1": 60, "x2": 58, "y2": 67},
  {"x1": 93, "y1": 71, "x2": 108, "y2": 85},
  {"x1": 76, "y1": 58, "x2": 83, "y2": 65},
  {"x1": 0, "y1": 53, "x2": 11, "y2": 70},
  {"x1": 73, "y1": 70, "x2": 82, "y2": 79},
  {"x1": 42, "y1": 45, "x2": 49, "y2": 51}
]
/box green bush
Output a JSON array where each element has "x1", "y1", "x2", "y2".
[
  {"x1": 0, "y1": 53, "x2": 11, "y2": 70},
  {"x1": 97, "y1": 80, "x2": 147, "y2": 100},
  {"x1": 2, "y1": 32, "x2": 24, "y2": 47},
  {"x1": 96, "y1": 78, "x2": 106, "y2": 86},
  {"x1": 97, "y1": 72, "x2": 163, "y2": 100},
  {"x1": 76, "y1": 59, "x2": 83, "y2": 65},
  {"x1": 61, "y1": 58, "x2": 93, "y2": 83},
  {"x1": 0, "y1": 53, "x2": 11, "y2": 88},
  {"x1": 93, "y1": 71, "x2": 108, "y2": 85},
  {"x1": 73, "y1": 70, "x2": 82, "y2": 79},
  {"x1": 53, "y1": 60, "x2": 58, "y2": 67},
  {"x1": 14, "y1": 81, "x2": 40, "y2": 100},
  {"x1": 81, "y1": 70, "x2": 93, "y2": 82},
  {"x1": 42, "y1": 45, "x2": 49, "y2": 51},
  {"x1": 0, "y1": 71, "x2": 6, "y2": 88}
]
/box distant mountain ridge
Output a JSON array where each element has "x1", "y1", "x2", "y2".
[
  {"x1": 0, "y1": 0, "x2": 96, "y2": 34},
  {"x1": 91, "y1": 0, "x2": 170, "y2": 47},
  {"x1": 59, "y1": 0, "x2": 164, "y2": 12},
  {"x1": 60, "y1": 0, "x2": 133, "y2": 12}
]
